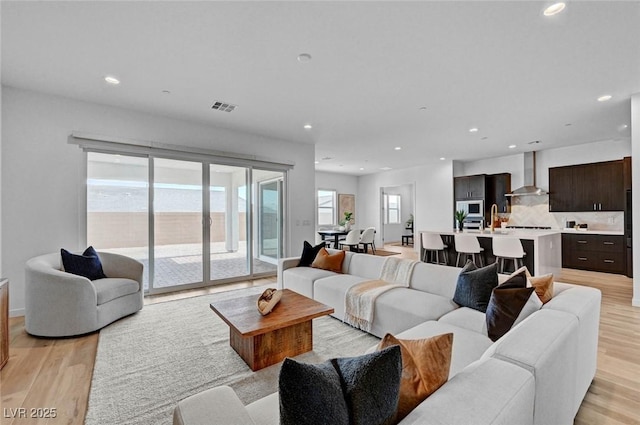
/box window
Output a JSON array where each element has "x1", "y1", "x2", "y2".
[
  {"x1": 384, "y1": 194, "x2": 401, "y2": 224},
  {"x1": 317, "y1": 189, "x2": 337, "y2": 226}
]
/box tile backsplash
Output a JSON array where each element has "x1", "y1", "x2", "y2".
[{"x1": 503, "y1": 195, "x2": 624, "y2": 231}]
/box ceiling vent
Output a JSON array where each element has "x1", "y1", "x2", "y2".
[{"x1": 211, "y1": 101, "x2": 237, "y2": 112}]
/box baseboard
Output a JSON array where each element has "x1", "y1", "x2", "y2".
[
  {"x1": 633, "y1": 298, "x2": 640, "y2": 308},
  {"x1": 10, "y1": 308, "x2": 25, "y2": 318}
]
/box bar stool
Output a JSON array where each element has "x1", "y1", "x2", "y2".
[
  {"x1": 421, "y1": 233, "x2": 448, "y2": 265},
  {"x1": 454, "y1": 234, "x2": 484, "y2": 267},
  {"x1": 492, "y1": 237, "x2": 526, "y2": 273}
]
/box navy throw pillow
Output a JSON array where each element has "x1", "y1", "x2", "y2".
[
  {"x1": 61, "y1": 246, "x2": 107, "y2": 281},
  {"x1": 297, "y1": 241, "x2": 326, "y2": 267},
  {"x1": 452, "y1": 261, "x2": 498, "y2": 313},
  {"x1": 279, "y1": 345, "x2": 402, "y2": 425}
]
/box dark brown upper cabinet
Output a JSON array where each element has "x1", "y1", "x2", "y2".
[
  {"x1": 454, "y1": 175, "x2": 486, "y2": 200},
  {"x1": 486, "y1": 173, "x2": 511, "y2": 213},
  {"x1": 549, "y1": 160, "x2": 624, "y2": 212}
]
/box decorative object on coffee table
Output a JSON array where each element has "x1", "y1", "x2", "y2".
[
  {"x1": 257, "y1": 288, "x2": 282, "y2": 315},
  {"x1": 210, "y1": 289, "x2": 334, "y2": 371}
]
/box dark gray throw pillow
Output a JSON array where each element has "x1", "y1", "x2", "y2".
[
  {"x1": 297, "y1": 241, "x2": 326, "y2": 267},
  {"x1": 61, "y1": 246, "x2": 107, "y2": 281},
  {"x1": 452, "y1": 261, "x2": 498, "y2": 313},
  {"x1": 279, "y1": 345, "x2": 402, "y2": 425}
]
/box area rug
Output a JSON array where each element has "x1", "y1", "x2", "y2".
[{"x1": 85, "y1": 286, "x2": 380, "y2": 425}]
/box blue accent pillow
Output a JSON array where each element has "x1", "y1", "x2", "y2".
[
  {"x1": 297, "y1": 241, "x2": 326, "y2": 267},
  {"x1": 279, "y1": 345, "x2": 402, "y2": 425},
  {"x1": 452, "y1": 260, "x2": 498, "y2": 313},
  {"x1": 61, "y1": 246, "x2": 107, "y2": 281}
]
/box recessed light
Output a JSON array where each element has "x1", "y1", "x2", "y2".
[
  {"x1": 314, "y1": 161, "x2": 319, "y2": 164},
  {"x1": 508, "y1": 145, "x2": 517, "y2": 149},
  {"x1": 543, "y1": 2, "x2": 566, "y2": 16},
  {"x1": 394, "y1": 146, "x2": 402, "y2": 151},
  {"x1": 469, "y1": 128, "x2": 479, "y2": 133},
  {"x1": 359, "y1": 167, "x2": 365, "y2": 171},
  {"x1": 303, "y1": 124, "x2": 313, "y2": 130},
  {"x1": 439, "y1": 157, "x2": 446, "y2": 161},
  {"x1": 104, "y1": 76, "x2": 120, "y2": 85},
  {"x1": 297, "y1": 53, "x2": 312, "y2": 63},
  {"x1": 597, "y1": 95, "x2": 612, "y2": 102}
]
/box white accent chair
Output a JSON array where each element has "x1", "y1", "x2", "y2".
[
  {"x1": 359, "y1": 227, "x2": 376, "y2": 254},
  {"x1": 339, "y1": 229, "x2": 361, "y2": 252},
  {"x1": 421, "y1": 233, "x2": 448, "y2": 265},
  {"x1": 492, "y1": 237, "x2": 526, "y2": 273},
  {"x1": 25, "y1": 251, "x2": 144, "y2": 337},
  {"x1": 454, "y1": 234, "x2": 484, "y2": 267}
]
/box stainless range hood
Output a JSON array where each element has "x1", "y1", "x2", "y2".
[{"x1": 505, "y1": 151, "x2": 548, "y2": 197}]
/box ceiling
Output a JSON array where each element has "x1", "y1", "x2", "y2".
[{"x1": 2, "y1": 1, "x2": 639, "y2": 176}]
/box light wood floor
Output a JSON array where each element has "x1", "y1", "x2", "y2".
[{"x1": 1, "y1": 244, "x2": 638, "y2": 424}]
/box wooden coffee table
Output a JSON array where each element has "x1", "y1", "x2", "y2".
[{"x1": 210, "y1": 289, "x2": 334, "y2": 371}]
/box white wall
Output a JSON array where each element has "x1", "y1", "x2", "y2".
[
  {"x1": 1, "y1": 86, "x2": 316, "y2": 316},
  {"x1": 358, "y1": 161, "x2": 454, "y2": 249},
  {"x1": 455, "y1": 153, "x2": 525, "y2": 189},
  {"x1": 535, "y1": 139, "x2": 631, "y2": 190},
  {"x1": 382, "y1": 184, "x2": 413, "y2": 243},
  {"x1": 0, "y1": 82, "x2": 2, "y2": 278},
  {"x1": 632, "y1": 92, "x2": 640, "y2": 307},
  {"x1": 315, "y1": 171, "x2": 358, "y2": 224}
]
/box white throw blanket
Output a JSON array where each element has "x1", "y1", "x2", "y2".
[
  {"x1": 380, "y1": 257, "x2": 419, "y2": 286},
  {"x1": 344, "y1": 279, "x2": 403, "y2": 333}
]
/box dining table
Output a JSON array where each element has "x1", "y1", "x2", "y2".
[{"x1": 317, "y1": 229, "x2": 349, "y2": 249}]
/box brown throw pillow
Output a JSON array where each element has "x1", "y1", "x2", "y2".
[
  {"x1": 528, "y1": 273, "x2": 554, "y2": 304},
  {"x1": 311, "y1": 248, "x2": 345, "y2": 273},
  {"x1": 377, "y1": 333, "x2": 453, "y2": 422},
  {"x1": 508, "y1": 267, "x2": 554, "y2": 304}
]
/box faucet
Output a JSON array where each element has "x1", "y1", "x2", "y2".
[{"x1": 490, "y1": 204, "x2": 498, "y2": 233}]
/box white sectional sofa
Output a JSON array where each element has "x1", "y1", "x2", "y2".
[{"x1": 173, "y1": 249, "x2": 601, "y2": 425}]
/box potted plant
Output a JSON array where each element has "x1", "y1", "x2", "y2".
[
  {"x1": 341, "y1": 211, "x2": 354, "y2": 231},
  {"x1": 454, "y1": 210, "x2": 467, "y2": 232},
  {"x1": 405, "y1": 213, "x2": 414, "y2": 230}
]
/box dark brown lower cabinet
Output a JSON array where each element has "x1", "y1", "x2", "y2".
[{"x1": 562, "y1": 234, "x2": 625, "y2": 274}]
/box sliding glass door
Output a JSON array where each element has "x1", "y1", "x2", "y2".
[
  {"x1": 253, "y1": 170, "x2": 284, "y2": 271},
  {"x1": 87, "y1": 153, "x2": 286, "y2": 293},
  {"x1": 87, "y1": 152, "x2": 150, "y2": 287},
  {"x1": 209, "y1": 164, "x2": 249, "y2": 280},
  {"x1": 153, "y1": 158, "x2": 203, "y2": 289}
]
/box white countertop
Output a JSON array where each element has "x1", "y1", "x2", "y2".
[
  {"x1": 560, "y1": 228, "x2": 624, "y2": 236},
  {"x1": 420, "y1": 228, "x2": 624, "y2": 238},
  {"x1": 420, "y1": 229, "x2": 561, "y2": 240}
]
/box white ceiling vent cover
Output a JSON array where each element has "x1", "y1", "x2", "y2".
[{"x1": 211, "y1": 101, "x2": 237, "y2": 112}]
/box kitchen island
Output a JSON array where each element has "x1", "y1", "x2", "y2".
[{"x1": 419, "y1": 229, "x2": 562, "y2": 276}]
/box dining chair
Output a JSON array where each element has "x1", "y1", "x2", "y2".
[
  {"x1": 359, "y1": 227, "x2": 376, "y2": 254},
  {"x1": 339, "y1": 229, "x2": 361, "y2": 252}
]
